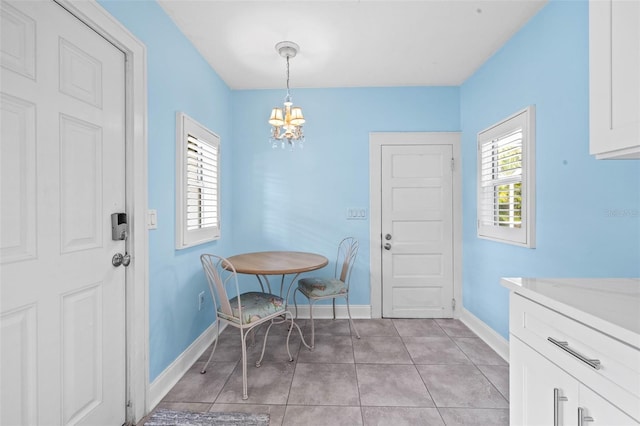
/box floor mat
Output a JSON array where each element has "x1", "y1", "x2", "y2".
[{"x1": 143, "y1": 408, "x2": 270, "y2": 426}]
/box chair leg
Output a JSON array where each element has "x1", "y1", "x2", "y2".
[
  {"x1": 256, "y1": 321, "x2": 274, "y2": 368},
  {"x1": 345, "y1": 295, "x2": 360, "y2": 339},
  {"x1": 293, "y1": 288, "x2": 300, "y2": 320},
  {"x1": 285, "y1": 312, "x2": 294, "y2": 362},
  {"x1": 332, "y1": 299, "x2": 336, "y2": 320},
  {"x1": 309, "y1": 299, "x2": 316, "y2": 350},
  {"x1": 200, "y1": 319, "x2": 220, "y2": 374},
  {"x1": 239, "y1": 328, "x2": 249, "y2": 400}
]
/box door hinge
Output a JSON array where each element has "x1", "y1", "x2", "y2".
[
  {"x1": 452, "y1": 298, "x2": 456, "y2": 310},
  {"x1": 450, "y1": 158, "x2": 455, "y2": 171}
]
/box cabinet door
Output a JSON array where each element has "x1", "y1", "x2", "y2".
[
  {"x1": 578, "y1": 385, "x2": 639, "y2": 426},
  {"x1": 511, "y1": 336, "x2": 578, "y2": 426},
  {"x1": 589, "y1": 0, "x2": 640, "y2": 159}
]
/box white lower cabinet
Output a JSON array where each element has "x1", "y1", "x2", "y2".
[
  {"x1": 507, "y1": 287, "x2": 640, "y2": 426},
  {"x1": 511, "y1": 336, "x2": 637, "y2": 425},
  {"x1": 578, "y1": 385, "x2": 638, "y2": 426}
]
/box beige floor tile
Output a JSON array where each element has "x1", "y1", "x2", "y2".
[
  {"x1": 216, "y1": 362, "x2": 295, "y2": 405},
  {"x1": 453, "y1": 337, "x2": 508, "y2": 366},
  {"x1": 392, "y1": 319, "x2": 447, "y2": 337},
  {"x1": 357, "y1": 364, "x2": 435, "y2": 407},
  {"x1": 435, "y1": 319, "x2": 477, "y2": 337},
  {"x1": 282, "y1": 406, "x2": 362, "y2": 426},
  {"x1": 438, "y1": 407, "x2": 509, "y2": 425},
  {"x1": 288, "y1": 363, "x2": 359, "y2": 406},
  {"x1": 362, "y1": 407, "x2": 445, "y2": 426},
  {"x1": 416, "y1": 364, "x2": 509, "y2": 409},
  {"x1": 403, "y1": 336, "x2": 472, "y2": 365},
  {"x1": 353, "y1": 335, "x2": 412, "y2": 364}
]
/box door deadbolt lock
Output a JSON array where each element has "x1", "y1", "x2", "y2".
[
  {"x1": 384, "y1": 243, "x2": 392, "y2": 250},
  {"x1": 112, "y1": 252, "x2": 131, "y2": 267},
  {"x1": 385, "y1": 234, "x2": 392, "y2": 240}
]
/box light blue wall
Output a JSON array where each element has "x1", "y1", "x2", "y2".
[
  {"x1": 231, "y1": 87, "x2": 460, "y2": 303},
  {"x1": 460, "y1": 0, "x2": 640, "y2": 339},
  {"x1": 98, "y1": 0, "x2": 235, "y2": 381},
  {"x1": 98, "y1": 0, "x2": 640, "y2": 383}
]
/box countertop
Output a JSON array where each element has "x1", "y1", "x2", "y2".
[{"x1": 501, "y1": 277, "x2": 640, "y2": 349}]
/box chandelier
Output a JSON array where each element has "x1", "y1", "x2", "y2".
[{"x1": 268, "y1": 41, "x2": 305, "y2": 150}]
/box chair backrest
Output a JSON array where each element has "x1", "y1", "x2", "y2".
[
  {"x1": 335, "y1": 237, "x2": 359, "y2": 285},
  {"x1": 200, "y1": 254, "x2": 239, "y2": 318}
]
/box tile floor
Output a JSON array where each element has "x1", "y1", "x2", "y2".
[{"x1": 148, "y1": 318, "x2": 509, "y2": 426}]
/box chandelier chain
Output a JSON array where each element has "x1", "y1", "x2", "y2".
[{"x1": 285, "y1": 55, "x2": 291, "y2": 97}]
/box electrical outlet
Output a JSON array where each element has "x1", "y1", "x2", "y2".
[{"x1": 198, "y1": 291, "x2": 205, "y2": 311}]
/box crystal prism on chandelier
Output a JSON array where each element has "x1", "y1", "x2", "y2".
[{"x1": 268, "y1": 41, "x2": 305, "y2": 150}]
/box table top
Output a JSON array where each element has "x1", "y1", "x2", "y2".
[{"x1": 226, "y1": 251, "x2": 329, "y2": 275}]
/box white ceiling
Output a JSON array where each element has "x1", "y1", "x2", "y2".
[{"x1": 158, "y1": 0, "x2": 547, "y2": 90}]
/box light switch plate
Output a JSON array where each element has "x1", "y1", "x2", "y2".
[
  {"x1": 147, "y1": 209, "x2": 158, "y2": 230},
  {"x1": 346, "y1": 208, "x2": 367, "y2": 220}
]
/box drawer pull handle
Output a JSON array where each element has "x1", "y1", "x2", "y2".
[
  {"x1": 578, "y1": 407, "x2": 594, "y2": 425},
  {"x1": 548, "y1": 337, "x2": 601, "y2": 370},
  {"x1": 554, "y1": 388, "x2": 568, "y2": 426}
]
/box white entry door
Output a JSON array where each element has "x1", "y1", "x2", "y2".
[
  {"x1": 381, "y1": 144, "x2": 454, "y2": 318},
  {"x1": 1, "y1": 1, "x2": 127, "y2": 424}
]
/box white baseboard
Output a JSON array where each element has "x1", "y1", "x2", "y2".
[
  {"x1": 459, "y1": 308, "x2": 509, "y2": 363},
  {"x1": 148, "y1": 322, "x2": 223, "y2": 410},
  {"x1": 289, "y1": 304, "x2": 371, "y2": 319}
]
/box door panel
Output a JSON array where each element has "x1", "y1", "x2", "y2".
[
  {"x1": 0, "y1": 1, "x2": 126, "y2": 424},
  {"x1": 382, "y1": 144, "x2": 453, "y2": 318}
]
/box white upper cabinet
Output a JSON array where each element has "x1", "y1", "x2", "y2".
[{"x1": 589, "y1": 0, "x2": 640, "y2": 159}]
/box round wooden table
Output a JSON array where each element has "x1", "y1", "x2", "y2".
[{"x1": 225, "y1": 251, "x2": 328, "y2": 298}]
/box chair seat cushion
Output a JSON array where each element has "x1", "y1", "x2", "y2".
[
  {"x1": 298, "y1": 277, "x2": 347, "y2": 298},
  {"x1": 219, "y1": 292, "x2": 285, "y2": 325}
]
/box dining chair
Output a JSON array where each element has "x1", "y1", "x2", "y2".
[
  {"x1": 293, "y1": 237, "x2": 361, "y2": 349},
  {"x1": 200, "y1": 254, "x2": 295, "y2": 400}
]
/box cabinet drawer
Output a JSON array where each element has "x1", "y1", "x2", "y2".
[{"x1": 510, "y1": 292, "x2": 640, "y2": 421}]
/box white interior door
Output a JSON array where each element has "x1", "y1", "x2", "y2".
[
  {"x1": 1, "y1": 1, "x2": 127, "y2": 424},
  {"x1": 381, "y1": 144, "x2": 454, "y2": 318}
]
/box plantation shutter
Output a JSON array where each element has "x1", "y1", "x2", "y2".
[
  {"x1": 186, "y1": 134, "x2": 218, "y2": 231},
  {"x1": 176, "y1": 112, "x2": 220, "y2": 249},
  {"x1": 479, "y1": 128, "x2": 523, "y2": 228}
]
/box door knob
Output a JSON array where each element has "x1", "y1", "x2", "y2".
[
  {"x1": 112, "y1": 252, "x2": 131, "y2": 267},
  {"x1": 385, "y1": 234, "x2": 392, "y2": 240},
  {"x1": 384, "y1": 243, "x2": 391, "y2": 250}
]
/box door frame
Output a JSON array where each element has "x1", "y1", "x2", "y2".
[
  {"x1": 55, "y1": 1, "x2": 148, "y2": 423},
  {"x1": 369, "y1": 132, "x2": 462, "y2": 319}
]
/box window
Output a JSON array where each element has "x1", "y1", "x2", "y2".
[
  {"x1": 176, "y1": 112, "x2": 220, "y2": 249},
  {"x1": 477, "y1": 106, "x2": 535, "y2": 248}
]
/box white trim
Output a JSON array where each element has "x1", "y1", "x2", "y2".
[
  {"x1": 459, "y1": 308, "x2": 509, "y2": 363},
  {"x1": 291, "y1": 304, "x2": 371, "y2": 320},
  {"x1": 476, "y1": 106, "x2": 536, "y2": 248},
  {"x1": 149, "y1": 323, "x2": 223, "y2": 410},
  {"x1": 55, "y1": 1, "x2": 149, "y2": 423},
  {"x1": 369, "y1": 132, "x2": 462, "y2": 319}
]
